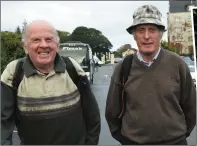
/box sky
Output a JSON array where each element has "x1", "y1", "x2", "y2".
[{"x1": 1, "y1": 1, "x2": 169, "y2": 51}]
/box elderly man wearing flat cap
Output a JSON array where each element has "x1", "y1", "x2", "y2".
[{"x1": 105, "y1": 5, "x2": 196, "y2": 145}]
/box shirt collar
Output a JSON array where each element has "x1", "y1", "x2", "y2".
[
  {"x1": 136, "y1": 47, "x2": 161, "y2": 64},
  {"x1": 23, "y1": 53, "x2": 66, "y2": 77}
]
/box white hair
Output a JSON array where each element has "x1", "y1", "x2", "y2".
[{"x1": 22, "y1": 20, "x2": 60, "y2": 46}]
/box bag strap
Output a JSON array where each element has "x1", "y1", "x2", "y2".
[
  {"x1": 12, "y1": 56, "x2": 80, "y2": 90},
  {"x1": 12, "y1": 58, "x2": 25, "y2": 90},
  {"x1": 118, "y1": 54, "x2": 133, "y2": 118},
  {"x1": 61, "y1": 56, "x2": 80, "y2": 86}
]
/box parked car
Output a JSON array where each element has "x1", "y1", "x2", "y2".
[
  {"x1": 189, "y1": 61, "x2": 194, "y2": 66},
  {"x1": 183, "y1": 56, "x2": 192, "y2": 65},
  {"x1": 98, "y1": 60, "x2": 104, "y2": 65},
  {"x1": 114, "y1": 57, "x2": 123, "y2": 63},
  {"x1": 188, "y1": 65, "x2": 196, "y2": 88}
]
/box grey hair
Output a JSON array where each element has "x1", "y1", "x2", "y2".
[{"x1": 21, "y1": 20, "x2": 60, "y2": 46}]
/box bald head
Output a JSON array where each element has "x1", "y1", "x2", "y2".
[{"x1": 22, "y1": 20, "x2": 59, "y2": 45}]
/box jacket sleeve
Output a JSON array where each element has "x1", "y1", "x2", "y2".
[
  {"x1": 179, "y1": 62, "x2": 196, "y2": 137},
  {"x1": 105, "y1": 62, "x2": 123, "y2": 143},
  {"x1": 69, "y1": 57, "x2": 101, "y2": 145},
  {"x1": 1, "y1": 60, "x2": 18, "y2": 145},
  {"x1": 78, "y1": 76, "x2": 101, "y2": 145}
]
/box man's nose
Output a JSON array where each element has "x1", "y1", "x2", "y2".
[
  {"x1": 144, "y1": 30, "x2": 150, "y2": 39},
  {"x1": 39, "y1": 39, "x2": 48, "y2": 47}
]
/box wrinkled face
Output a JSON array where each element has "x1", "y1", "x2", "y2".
[
  {"x1": 134, "y1": 24, "x2": 162, "y2": 55},
  {"x1": 23, "y1": 23, "x2": 59, "y2": 68}
]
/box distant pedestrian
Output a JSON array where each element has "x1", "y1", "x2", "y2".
[{"x1": 93, "y1": 54, "x2": 101, "y2": 72}]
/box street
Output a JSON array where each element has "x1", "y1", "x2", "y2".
[{"x1": 13, "y1": 64, "x2": 196, "y2": 145}]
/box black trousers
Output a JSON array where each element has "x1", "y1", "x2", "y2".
[{"x1": 120, "y1": 135, "x2": 188, "y2": 145}]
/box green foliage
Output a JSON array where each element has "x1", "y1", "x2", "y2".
[
  {"x1": 15, "y1": 26, "x2": 21, "y2": 34},
  {"x1": 57, "y1": 30, "x2": 70, "y2": 43},
  {"x1": 169, "y1": 42, "x2": 183, "y2": 55},
  {"x1": 22, "y1": 19, "x2": 28, "y2": 34},
  {"x1": 160, "y1": 40, "x2": 168, "y2": 50},
  {"x1": 70, "y1": 26, "x2": 113, "y2": 53},
  {"x1": 117, "y1": 44, "x2": 132, "y2": 55},
  {"x1": 1, "y1": 31, "x2": 25, "y2": 72},
  {"x1": 114, "y1": 51, "x2": 122, "y2": 58},
  {"x1": 113, "y1": 44, "x2": 133, "y2": 58},
  {"x1": 187, "y1": 45, "x2": 194, "y2": 57},
  {"x1": 160, "y1": 40, "x2": 183, "y2": 55}
]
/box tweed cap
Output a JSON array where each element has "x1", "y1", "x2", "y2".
[{"x1": 126, "y1": 5, "x2": 165, "y2": 34}]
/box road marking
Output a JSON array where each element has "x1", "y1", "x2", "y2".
[
  {"x1": 104, "y1": 75, "x2": 108, "y2": 78},
  {"x1": 13, "y1": 130, "x2": 18, "y2": 133}
]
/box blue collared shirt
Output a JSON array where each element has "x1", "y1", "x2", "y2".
[{"x1": 136, "y1": 48, "x2": 161, "y2": 67}]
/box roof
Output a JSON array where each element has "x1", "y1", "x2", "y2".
[{"x1": 60, "y1": 41, "x2": 88, "y2": 46}]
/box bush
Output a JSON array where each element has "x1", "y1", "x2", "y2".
[{"x1": 1, "y1": 31, "x2": 25, "y2": 72}]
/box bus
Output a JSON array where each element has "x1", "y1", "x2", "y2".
[{"x1": 59, "y1": 41, "x2": 95, "y2": 84}]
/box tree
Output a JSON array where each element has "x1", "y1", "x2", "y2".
[
  {"x1": 188, "y1": 45, "x2": 194, "y2": 55},
  {"x1": 117, "y1": 44, "x2": 132, "y2": 55},
  {"x1": 57, "y1": 30, "x2": 70, "y2": 43},
  {"x1": 22, "y1": 19, "x2": 28, "y2": 34},
  {"x1": 113, "y1": 51, "x2": 122, "y2": 58},
  {"x1": 15, "y1": 26, "x2": 21, "y2": 34},
  {"x1": 169, "y1": 42, "x2": 183, "y2": 55},
  {"x1": 160, "y1": 40, "x2": 168, "y2": 50},
  {"x1": 1, "y1": 31, "x2": 25, "y2": 72},
  {"x1": 70, "y1": 26, "x2": 113, "y2": 54},
  {"x1": 160, "y1": 40, "x2": 183, "y2": 55}
]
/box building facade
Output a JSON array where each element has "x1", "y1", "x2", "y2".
[
  {"x1": 168, "y1": 0, "x2": 196, "y2": 55},
  {"x1": 169, "y1": 0, "x2": 196, "y2": 13},
  {"x1": 168, "y1": 12, "x2": 193, "y2": 54}
]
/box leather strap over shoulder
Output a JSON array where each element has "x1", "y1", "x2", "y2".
[
  {"x1": 118, "y1": 54, "x2": 133, "y2": 118},
  {"x1": 61, "y1": 56, "x2": 80, "y2": 86},
  {"x1": 12, "y1": 58, "x2": 25, "y2": 90}
]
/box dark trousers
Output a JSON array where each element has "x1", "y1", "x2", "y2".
[{"x1": 120, "y1": 135, "x2": 188, "y2": 145}]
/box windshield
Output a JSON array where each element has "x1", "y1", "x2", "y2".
[
  {"x1": 189, "y1": 66, "x2": 195, "y2": 72},
  {"x1": 58, "y1": 45, "x2": 88, "y2": 64}
]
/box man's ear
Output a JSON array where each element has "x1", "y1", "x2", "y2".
[
  {"x1": 22, "y1": 42, "x2": 28, "y2": 54},
  {"x1": 56, "y1": 43, "x2": 60, "y2": 51}
]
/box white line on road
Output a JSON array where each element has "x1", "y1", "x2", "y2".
[{"x1": 104, "y1": 75, "x2": 108, "y2": 78}]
